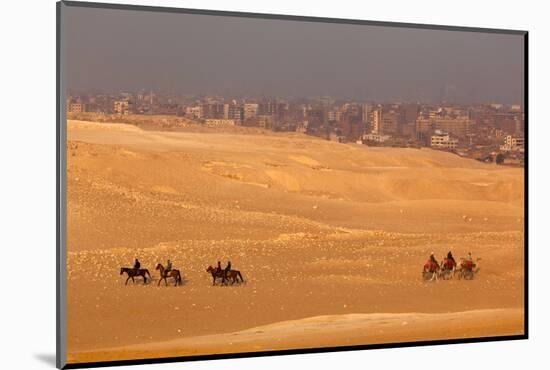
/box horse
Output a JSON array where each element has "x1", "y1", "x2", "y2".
[
  {"x1": 155, "y1": 263, "x2": 182, "y2": 286},
  {"x1": 120, "y1": 267, "x2": 151, "y2": 285},
  {"x1": 206, "y1": 266, "x2": 245, "y2": 285},
  {"x1": 206, "y1": 266, "x2": 226, "y2": 285},
  {"x1": 439, "y1": 258, "x2": 457, "y2": 280},
  {"x1": 224, "y1": 269, "x2": 245, "y2": 285},
  {"x1": 422, "y1": 260, "x2": 440, "y2": 281}
]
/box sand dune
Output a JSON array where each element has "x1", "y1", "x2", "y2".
[
  {"x1": 66, "y1": 120, "x2": 524, "y2": 363},
  {"x1": 69, "y1": 308, "x2": 523, "y2": 363}
]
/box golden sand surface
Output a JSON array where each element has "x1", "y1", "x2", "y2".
[{"x1": 66, "y1": 120, "x2": 524, "y2": 363}]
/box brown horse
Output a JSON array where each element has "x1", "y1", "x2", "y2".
[
  {"x1": 224, "y1": 269, "x2": 244, "y2": 285},
  {"x1": 206, "y1": 266, "x2": 226, "y2": 285},
  {"x1": 120, "y1": 267, "x2": 151, "y2": 285},
  {"x1": 206, "y1": 266, "x2": 244, "y2": 285},
  {"x1": 156, "y1": 263, "x2": 182, "y2": 286}
]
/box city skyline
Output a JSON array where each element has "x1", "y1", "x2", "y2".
[{"x1": 66, "y1": 7, "x2": 524, "y2": 104}]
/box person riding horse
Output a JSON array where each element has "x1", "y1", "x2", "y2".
[
  {"x1": 165, "y1": 259, "x2": 173, "y2": 275},
  {"x1": 216, "y1": 261, "x2": 222, "y2": 274},
  {"x1": 224, "y1": 261, "x2": 232, "y2": 280},
  {"x1": 133, "y1": 258, "x2": 141, "y2": 271}
]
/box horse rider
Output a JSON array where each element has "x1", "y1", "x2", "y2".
[
  {"x1": 165, "y1": 259, "x2": 173, "y2": 276},
  {"x1": 133, "y1": 258, "x2": 141, "y2": 271},
  {"x1": 224, "y1": 260, "x2": 232, "y2": 279},
  {"x1": 216, "y1": 261, "x2": 222, "y2": 274},
  {"x1": 465, "y1": 252, "x2": 473, "y2": 262}
]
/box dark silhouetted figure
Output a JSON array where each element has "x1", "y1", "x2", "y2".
[
  {"x1": 224, "y1": 261, "x2": 232, "y2": 280},
  {"x1": 447, "y1": 251, "x2": 456, "y2": 265}
]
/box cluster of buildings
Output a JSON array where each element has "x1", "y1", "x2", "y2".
[{"x1": 66, "y1": 91, "x2": 525, "y2": 166}]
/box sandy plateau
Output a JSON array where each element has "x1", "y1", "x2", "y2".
[{"x1": 66, "y1": 120, "x2": 524, "y2": 363}]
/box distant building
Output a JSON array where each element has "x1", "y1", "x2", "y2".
[
  {"x1": 201, "y1": 103, "x2": 224, "y2": 119},
  {"x1": 500, "y1": 135, "x2": 524, "y2": 152},
  {"x1": 244, "y1": 103, "x2": 259, "y2": 120},
  {"x1": 114, "y1": 100, "x2": 131, "y2": 115},
  {"x1": 361, "y1": 103, "x2": 370, "y2": 123},
  {"x1": 433, "y1": 116, "x2": 470, "y2": 138},
  {"x1": 379, "y1": 109, "x2": 400, "y2": 136},
  {"x1": 363, "y1": 133, "x2": 391, "y2": 143},
  {"x1": 417, "y1": 115, "x2": 471, "y2": 138},
  {"x1": 67, "y1": 98, "x2": 86, "y2": 114},
  {"x1": 371, "y1": 109, "x2": 382, "y2": 134},
  {"x1": 185, "y1": 106, "x2": 202, "y2": 119},
  {"x1": 205, "y1": 119, "x2": 235, "y2": 126},
  {"x1": 225, "y1": 104, "x2": 244, "y2": 124},
  {"x1": 256, "y1": 115, "x2": 275, "y2": 129},
  {"x1": 431, "y1": 130, "x2": 458, "y2": 149}
]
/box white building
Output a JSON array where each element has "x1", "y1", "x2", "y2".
[
  {"x1": 431, "y1": 130, "x2": 458, "y2": 149},
  {"x1": 205, "y1": 119, "x2": 235, "y2": 127},
  {"x1": 371, "y1": 109, "x2": 382, "y2": 134},
  {"x1": 185, "y1": 106, "x2": 202, "y2": 119},
  {"x1": 363, "y1": 133, "x2": 390, "y2": 143},
  {"x1": 244, "y1": 103, "x2": 259, "y2": 120}
]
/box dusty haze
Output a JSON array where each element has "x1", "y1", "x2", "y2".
[{"x1": 65, "y1": 6, "x2": 524, "y2": 103}]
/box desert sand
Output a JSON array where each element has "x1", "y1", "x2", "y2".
[{"x1": 66, "y1": 120, "x2": 524, "y2": 364}]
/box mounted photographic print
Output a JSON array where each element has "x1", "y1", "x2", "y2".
[{"x1": 56, "y1": 1, "x2": 527, "y2": 368}]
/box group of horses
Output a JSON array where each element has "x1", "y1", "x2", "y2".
[
  {"x1": 422, "y1": 257, "x2": 481, "y2": 282},
  {"x1": 119, "y1": 263, "x2": 244, "y2": 286},
  {"x1": 206, "y1": 265, "x2": 245, "y2": 285}
]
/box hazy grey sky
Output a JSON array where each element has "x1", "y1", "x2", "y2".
[{"x1": 65, "y1": 5, "x2": 525, "y2": 104}]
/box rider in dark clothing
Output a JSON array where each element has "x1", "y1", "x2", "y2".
[
  {"x1": 429, "y1": 253, "x2": 437, "y2": 264},
  {"x1": 165, "y1": 259, "x2": 172, "y2": 274},
  {"x1": 223, "y1": 261, "x2": 231, "y2": 281},
  {"x1": 134, "y1": 258, "x2": 141, "y2": 270},
  {"x1": 216, "y1": 261, "x2": 222, "y2": 274},
  {"x1": 447, "y1": 251, "x2": 456, "y2": 265}
]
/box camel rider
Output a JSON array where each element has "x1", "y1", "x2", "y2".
[
  {"x1": 463, "y1": 252, "x2": 475, "y2": 270},
  {"x1": 429, "y1": 253, "x2": 437, "y2": 265},
  {"x1": 425, "y1": 253, "x2": 438, "y2": 272},
  {"x1": 165, "y1": 259, "x2": 172, "y2": 275},
  {"x1": 447, "y1": 251, "x2": 456, "y2": 265},
  {"x1": 133, "y1": 258, "x2": 141, "y2": 270}
]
